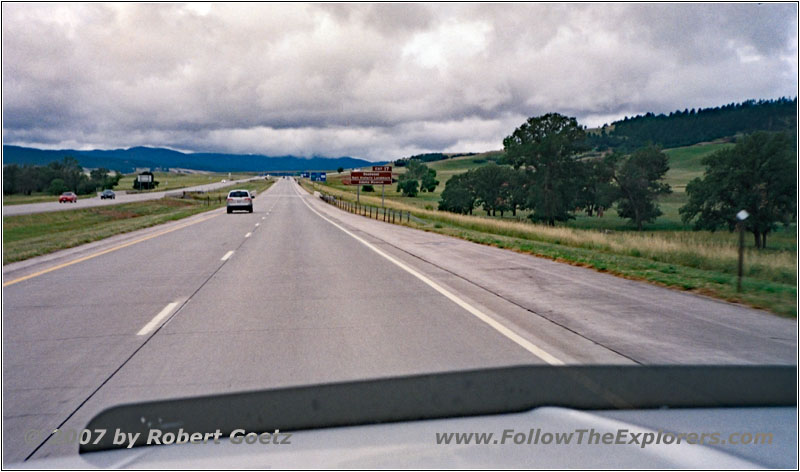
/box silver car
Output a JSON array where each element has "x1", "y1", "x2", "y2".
[{"x1": 226, "y1": 189, "x2": 253, "y2": 213}]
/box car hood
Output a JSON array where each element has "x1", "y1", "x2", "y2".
[{"x1": 15, "y1": 406, "x2": 794, "y2": 468}]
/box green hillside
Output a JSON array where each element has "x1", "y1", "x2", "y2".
[
  {"x1": 326, "y1": 139, "x2": 789, "y2": 235},
  {"x1": 662, "y1": 140, "x2": 735, "y2": 193}
]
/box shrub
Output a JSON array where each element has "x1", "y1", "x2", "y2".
[{"x1": 48, "y1": 178, "x2": 69, "y2": 195}]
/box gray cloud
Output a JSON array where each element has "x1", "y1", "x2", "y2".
[{"x1": 2, "y1": 3, "x2": 796, "y2": 161}]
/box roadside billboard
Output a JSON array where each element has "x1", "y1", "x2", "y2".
[{"x1": 348, "y1": 171, "x2": 392, "y2": 185}]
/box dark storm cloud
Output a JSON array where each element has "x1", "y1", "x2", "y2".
[{"x1": 2, "y1": 3, "x2": 796, "y2": 160}]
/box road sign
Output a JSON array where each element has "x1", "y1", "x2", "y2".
[
  {"x1": 348, "y1": 171, "x2": 392, "y2": 185},
  {"x1": 310, "y1": 172, "x2": 327, "y2": 182},
  {"x1": 372, "y1": 165, "x2": 392, "y2": 172}
]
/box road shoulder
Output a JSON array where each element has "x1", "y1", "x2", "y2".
[{"x1": 297, "y1": 182, "x2": 796, "y2": 365}]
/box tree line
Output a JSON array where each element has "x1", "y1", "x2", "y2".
[
  {"x1": 436, "y1": 113, "x2": 796, "y2": 242},
  {"x1": 3, "y1": 157, "x2": 121, "y2": 196},
  {"x1": 439, "y1": 113, "x2": 671, "y2": 230},
  {"x1": 394, "y1": 152, "x2": 478, "y2": 167},
  {"x1": 394, "y1": 153, "x2": 448, "y2": 166},
  {"x1": 396, "y1": 159, "x2": 439, "y2": 197},
  {"x1": 590, "y1": 97, "x2": 796, "y2": 151},
  {"x1": 680, "y1": 131, "x2": 796, "y2": 248}
]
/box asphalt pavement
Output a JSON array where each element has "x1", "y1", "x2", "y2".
[{"x1": 2, "y1": 178, "x2": 796, "y2": 463}]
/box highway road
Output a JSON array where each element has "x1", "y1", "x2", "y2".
[
  {"x1": 2, "y1": 177, "x2": 258, "y2": 216},
  {"x1": 2, "y1": 178, "x2": 796, "y2": 463}
]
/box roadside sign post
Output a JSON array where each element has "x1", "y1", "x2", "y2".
[
  {"x1": 371, "y1": 166, "x2": 392, "y2": 208},
  {"x1": 372, "y1": 166, "x2": 392, "y2": 208},
  {"x1": 344, "y1": 166, "x2": 392, "y2": 208},
  {"x1": 736, "y1": 209, "x2": 749, "y2": 292}
]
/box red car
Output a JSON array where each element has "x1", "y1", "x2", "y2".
[{"x1": 58, "y1": 192, "x2": 78, "y2": 203}]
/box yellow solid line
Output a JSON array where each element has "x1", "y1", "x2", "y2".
[{"x1": 3, "y1": 213, "x2": 220, "y2": 287}]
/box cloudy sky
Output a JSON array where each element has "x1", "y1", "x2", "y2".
[{"x1": 2, "y1": 3, "x2": 797, "y2": 161}]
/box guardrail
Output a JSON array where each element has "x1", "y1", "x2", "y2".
[{"x1": 320, "y1": 194, "x2": 410, "y2": 224}]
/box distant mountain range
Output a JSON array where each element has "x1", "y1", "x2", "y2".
[{"x1": 2, "y1": 145, "x2": 381, "y2": 173}]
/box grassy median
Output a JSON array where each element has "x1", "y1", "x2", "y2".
[
  {"x1": 3, "y1": 179, "x2": 274, "y2": 265},
  {"x1": 301, "y1": 180, "x2": 796, "y2": 317},
  {"x1": 117, "y1": 171, "x2": 255, "y2": 193},
  {"x1": 2, "y1": 172, "x2": 257, "y2": 205},
  {"x1": 2, "y1": 193, "x2": 68, "y2": 205}
]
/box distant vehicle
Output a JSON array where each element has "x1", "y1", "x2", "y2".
[
  {"x1": 100, "y1": 189, "x2": 116, "y2": 199},
  {"x1": 221, "y1": 179, "x2": 227, "y2": 183},
  {"x1": 226, "y1": 189, "x2": 253, "y2": 214},
  {"x1": 58, "y1": 192, "x2": 77, "y2": 203}
]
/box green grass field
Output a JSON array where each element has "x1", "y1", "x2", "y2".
[
  {"x1": 2, "y1": 193, "x2": 61, "y2": 205},
  {"x1": 117, "y1": 171, "x2": 254, "y2": 193},
  {"x1": 2, "y1": 171, "x2": 256, "y2": 206},
  {"x1": 662, "y1": 140, "x2": 734, "y2": 193},
  {"x1": 3, "y1": 179, "x2": 274, "y2": 265},
  {"x1": 325, "y1": 152, "x2": 498, "y2": 212},
  {"x1": 333, "y1": 141, "x2": 746, "y2": 230},
  {"x1": 304, "y1": 140, "x2": 797, "y2": 317}
]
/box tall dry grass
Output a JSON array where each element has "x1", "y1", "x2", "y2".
[{"x1": 305, "y1": 182, "x2": 795, "y2": 284}]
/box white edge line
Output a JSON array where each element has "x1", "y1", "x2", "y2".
[
  {"x1": 293, "y1": 185, "x2": 564, "y2": 365},
  {"x1": 221, "y1": 250, "x2": 234, "y2": 261},
  {"x1": 137, "y1": 302, "x2": 179, "y2": 336}
]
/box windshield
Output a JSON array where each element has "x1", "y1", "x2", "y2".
[{"x1": 2, "y1": 2, "x2": 796, "y2": 469}]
